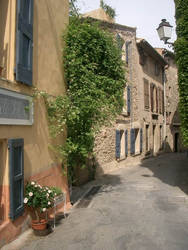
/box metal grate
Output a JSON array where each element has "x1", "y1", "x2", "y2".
[{"x1": 76, "y1": 185, "x2": 101, "y2": 208}]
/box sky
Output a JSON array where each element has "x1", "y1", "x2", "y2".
[{"x1": 77, "y1": 0, "x2": 176, "y2": 49}]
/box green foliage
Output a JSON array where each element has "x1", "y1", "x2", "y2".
[
  {"x1": 100, "y1": 0, "x2": 116, "y2": 19},
  {"x1": 63, "y1": 17, "x2": 125, "y2": 172},
  {"x1": 44, "y1": 17, "x2": 125, "y2": 183},
  {"x1": 69, "y1": 0, "x2": 79, "y2": 17},
  {"x1": 24, "y1": 181, "x2": 59, "y2": 220},
  {"x1": 174, "y1": 0, "x2": 188, "y2": 146}
]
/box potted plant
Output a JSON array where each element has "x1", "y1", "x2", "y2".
[{"x1": 24, "y1": 181, "x2": 61, "y2": 231}]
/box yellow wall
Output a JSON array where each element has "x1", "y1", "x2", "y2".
[{"x1": 0, "y1": 0, "x2": 69, "y2": 185}]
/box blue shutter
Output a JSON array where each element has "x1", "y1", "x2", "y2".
[
  {"x1": 8, "y1": 139, "x2": 24, "y2": 220},
  {"x1": 16, "y1": 0, "x2": 33, "y2": 86},
  {"x1": 116, "y1": 34, "x2": 122, "y2": 50},
  {"x1": 140, "y1": 128, "x2": 143, "y2": 153},
  {"x1": 115, "y1": 130, "x2": 121, "y2": 158},
  {"x1": 125, "y1": 130, "x2": 128, "y2": 157},
  {"x1": 130, "y1": 128, "x2": 135, "y2": 155},
  {"x1": 126, "y1": 41, "x2": 129, "y2": 64},
  {"x1": 127, "y1": 86, "x2": 131, "y2": 115}
]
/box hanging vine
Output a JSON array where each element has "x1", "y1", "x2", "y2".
[{"x1": 40, "y1": 17, "x2": 125, "y2": 183}]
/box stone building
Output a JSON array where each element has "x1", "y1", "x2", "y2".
[
  {"x1": 0, "y1": 0, "x2": 70, "y2": 246},
  {"x1": 84, "y1": 8, "x2": 183, "y2": 177},
  {"x1": 156, "y1": 48, "x2": 184, "y2": 153}
]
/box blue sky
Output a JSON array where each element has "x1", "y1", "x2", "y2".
[{"x1": 77, "y1": 0, "x2": 176, "y2": 49}]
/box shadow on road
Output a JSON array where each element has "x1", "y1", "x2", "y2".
[
  {"x1": 71, "y1": 173, "x2": 122, "y2": 205},
  {"x1": 140, "y1": 153, "x2": 188, "y2": 195}
]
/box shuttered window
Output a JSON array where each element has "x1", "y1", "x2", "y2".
[
  {"x1": 125, "y1": 41, "x2": 130, "y2": 65},
  {"x1": 144, "y1": 79, "x2": 149, "y2": 109},
  {"x1": 127, "y1": 86, "x2": 131, "y2": 115},
  {"x1": 115, "y1": 130, "x2": 121, "y2": 159},
  {"x1": 158, "y1": 87, "x2": 161, "y2": 114},
  {"x1": 162, "y1": 90, "x2": 164, "y2": 114},
  {"x1": 116, "y1": 34, "x2": 124, "y2": 56},
  {"x1": 130, "y1": 128, "x2": 135, "y2": 155},
  {"x1": 8, "y1": 139, "x2": 24, "y2": 220},
  {"x1": 150, "y1": 83, "x2": 153, "y2": 112},
  {"x1": 140, "y1": 128, "x2": 143, "y2": 153},
  {"x1": 125, "y1": 130, "x2": 128, "y2": 157},
  {"x1": 156, "y1": 88, "x2": 159, "y2": 113},
  {"x1": 16, "y1": 0, "x2": 33, "y2": 86}
]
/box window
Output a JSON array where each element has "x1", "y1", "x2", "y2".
[
  {"x1": 125, "y1": 41, "x2": 131, "y2": 65},
  {"x1": 8, "y1": 138, "x2": 24, "y2": 220},
  {"x1": 150, "y1": 83, "x2": 154, "y2": 112},
  {"x1": 155, "y1": 62, "x2": 160, "y2": 76},
  {"x1": 144, "y1": 78, "x2": 149, "y2": 109},
  {"x1": 130, "y1": 128, "x2": 143, "y2": 155},
  {"x1": 116, "y1": 33, "x2": 124, "y2": 55},
  {"x1": 16, "y1": 0, "x2": 33, "y2": 86},
  {"x1": 138, "y1": 47, "x2": 147, "y2": 66},
  {"x1": 146, "y1": 125, "x2": 150, "y2": 152},
  {"x1": 115, "y1": 130, "x2": 128, "y2": 159},
  {"x1": 162, "y1": 90, "x2": 164, "y2": 114},
  {"x1": 159, "y1": 125, "x2": 163, "y2": 150},
  {"x1": 127, "y1": 85, "x2": 131, "y2": 115}
]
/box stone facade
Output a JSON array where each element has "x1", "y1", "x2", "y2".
[
  {"x1": 84, "y1": 9, "x2": 184, "y2": 176},
  {"x1": 161, "y1": 49, "x2": 184, "y2": 152}
]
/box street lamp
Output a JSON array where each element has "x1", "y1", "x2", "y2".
[{"x1": 156, "y1": 19, "x2": 174, "y2": 46}]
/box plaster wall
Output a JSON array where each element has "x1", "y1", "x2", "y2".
[
  {"x1": 0, "y1": 0, "x2": 69, "y2": 245},
  {"x1": 0, "y1": 0, "x2": 69, "y2": 183}
]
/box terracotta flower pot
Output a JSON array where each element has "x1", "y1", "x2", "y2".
[{"x1": 31, "y1": 219, "x2": 47, "y2": 231}]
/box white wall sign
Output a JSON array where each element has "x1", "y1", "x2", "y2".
[{"x1": 0, "y1": 88, "x2": 33, "y2": 125}]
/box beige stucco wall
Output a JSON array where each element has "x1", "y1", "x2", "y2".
[{"x1": 0, "y1": 0, "x2": 69, "y2": 185}]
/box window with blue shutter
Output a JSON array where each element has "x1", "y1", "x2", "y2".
[
  {"x1": 8, "y1": 139, "x2": 24, "y2": 220},
  {"x1": 116, "y1": 34, "x2": 124, "y2": 56},
  {"x1": 16, "y1": 0, "x2": 33, "y2": 86},
  {"x1": 140, "y1": 128, "x2": 143, "y2": 153},
  {"x1": 125, "y1": 130, "x2": 128, "y2": 157},
  {"x1": 126, "y1": 41, "x2": 129, "y2": 64},
  {"x1": 115, "y1": 130, "x2": 121, "y2": 159},
  {"x1": 127, "y1": 86, "x2": 131, "y2": 115},
  {"x1": 130, "y1": 128, "x2": 135, "y2": 155}
]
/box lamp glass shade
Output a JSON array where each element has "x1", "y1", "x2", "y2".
[{"x1": 157, "y1": 19, "x2": 173, "y2": 42}]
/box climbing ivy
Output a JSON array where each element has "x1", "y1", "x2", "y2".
[
  {"x1": 174, "y1": 0, "x2": 188, "y2": 146},
  {"x1": 42, "y1": 17, "x2": 125, "y2": 183},
  {"x1": 63, "y1": 17, "x2": 125, "y2": 169}
]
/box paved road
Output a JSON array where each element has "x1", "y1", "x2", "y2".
[{"x1": 7, "y1": 153, "x2": 188, "y2": 250}]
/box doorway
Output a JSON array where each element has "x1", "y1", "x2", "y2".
[
  {"x1": 174, "y1": 133, "x2": 179, "y2": 152},
  {"x1": 153, "y1": 125, "x2": 156, "y2": 154}
]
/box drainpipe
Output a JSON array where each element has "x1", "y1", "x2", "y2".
[
  {"x1": 163, "y1": 67, "x2": 167, "y2": 150},
  {"x1": 127, "y1": 41, "x2": 133, "y2": 128}
]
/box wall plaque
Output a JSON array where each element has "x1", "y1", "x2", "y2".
[{"x1": 0, "y1": 88, "x2": 33, "y2": 125}]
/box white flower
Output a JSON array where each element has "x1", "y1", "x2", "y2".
[
  {"x1": 35, "y1": 185, "x2": 38, "y2": 187},
  {"x1": 48, "y1": 190, "x2": 52, "y2": 193},
  {"x1": 42, "y1": 208, "x2": 46, "y2": 212},
  {"x1": 46, "y1": 193, "x2": 49, "y2": 197},
  {"x1": 24, "y1": 198, "x2": 28, "y2": 204},
  {"x1": 55, "y1": 193, "x2": 57, "y2": 196},
  {"x1": 48, "y1": 201, "x2": 51, "y2": 205},
  {"x1": 29, "y1": 192, "x2": 33, "y2": 197},
  {"x1": 31, "y1": 181, "x2": 35, "y2": 185}
]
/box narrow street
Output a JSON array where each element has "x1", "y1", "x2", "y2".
[{"x1": 5, "y1": 153, "x2": 188, "y2": 250}]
